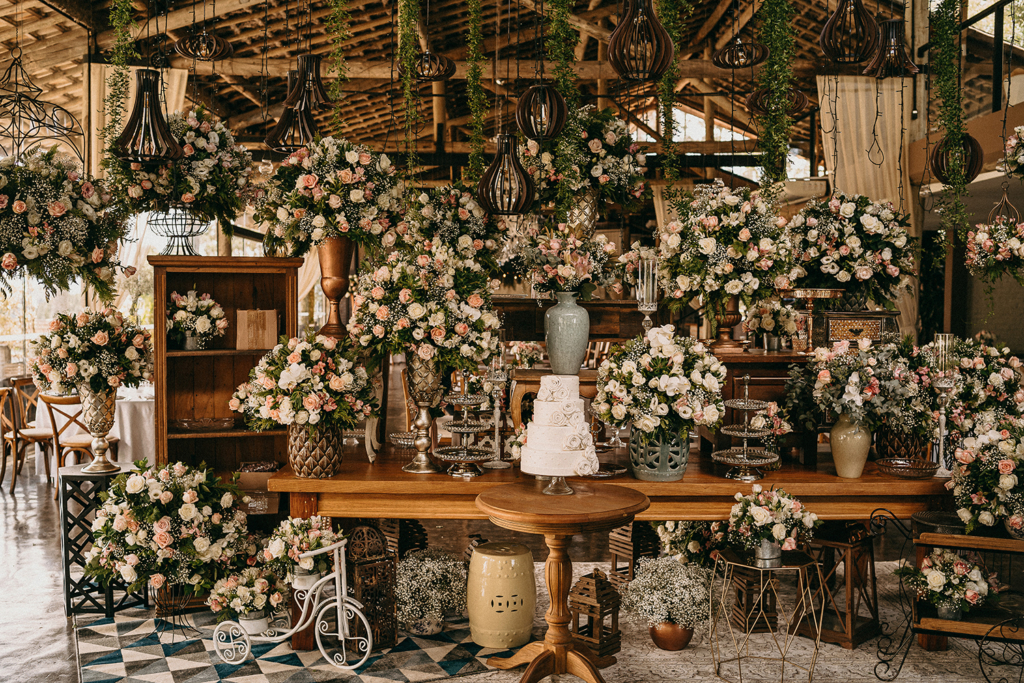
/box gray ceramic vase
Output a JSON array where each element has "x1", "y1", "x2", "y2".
[
  {"x1": 628, "y1": 430, "x2": 689, "y2": 482},
  {"x1": 545, "y1": 292, "x2": 589, "y2": 376}
]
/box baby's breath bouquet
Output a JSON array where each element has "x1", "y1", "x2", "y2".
[
  {"x1": 965, "y1": 217, "x2": 1024, "y2": 286},
  {"x1": 620, "y1": 557, "x2": 713, "y2": 629},
  {"x1": 166, "y1": 290, "x2": 228, "y2": 349},
  {"x1": 260, "y1": 516, "x2": 341, "y2": 585},
  {"x1": 894, "y1": 550, "x2": 998, "y2": 614},
  {"x1": 406, "y1": 184, "x2": 505, "y2": 276},
  {"x1": 396, "y1": 549, "x2": 468, "y2": 632}
]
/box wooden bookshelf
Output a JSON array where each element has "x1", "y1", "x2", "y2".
[{"x1": 149, "y1": 255, "x2": 303, "y2": 469}]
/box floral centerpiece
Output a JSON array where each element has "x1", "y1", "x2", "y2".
[
  {"x1": 257, "y1": 137, "x2": 402, "y2": 257},
  {"x1": 620, "y1": 557, "x2": 713, "y2": 650},
  {"x1": 652, "y1": 520, "x2": 727, "y2": 568},
  {"x1": 509, "y1": 341, "x2": 543, "y2": 369},
  {"x1": 949, "y1": 426, "x2": 1024, "y2": 535},
  {"x1": 167, "y1": 290, "x2": 228, "y2": 349},
  {"x1": 0, "y1": 147, "x2": 128, "y2": 299},
  {"x1": 965, "y1": 217, "x2": 1024, "y2": 286},
  {"x1": 656, "y1": 181, "x2": 794, "y2": 336},
  {"x1": 104, "y1": 105, "x2": 254, "y2": 230},
  {"x1": 520, "y1": 222, "x2": 619, "y2": 300},
  {"x1": 260, "y1": 516, "x2": 340, "y2": 587},
  {"x1": 744, "y1": 297, "x2": 800, "y2": 339},
  {"x1": 395, "y1": 549, "x2": 468, "y2": 635},
  {"x1": 788, "y1": 192, "x2": 915, "y2": 308},
  {"x1": 208, "y1": 567, "x2": 288, "y2": 623},
  {"x1": 30, "y1": 308, "x2": 153, "y2": 395},
  {"x1": 894, "y1": 550, "x2": 997, "y2": 617},
  {"x1": 83, "y1": 461, "x2": 249, "y2": 594},
  {"x1": 406, "y1": 184, "x2": 505, "y2": 276},
  {"x1": 999, "y1": 124, "x2": 1024, "y2": 179},
  {"x1": 727, "y1": 484, "x2": 819, "y2": 555}
]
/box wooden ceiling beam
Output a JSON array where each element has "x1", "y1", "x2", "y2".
[
  {"x1": 693, "y1": 0, "x2": 734, "y2": 46},
  {"x1": 36, "y1": 0, "x2": 102, "y2": 32},
  {"x1": 714, "y1": 1, "x2": 757, "y2": 51},
  {"x1": 517, "y1": 0, "x2": 612, "y2": 42}
]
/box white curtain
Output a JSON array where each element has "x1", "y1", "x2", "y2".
[
  {"x1": 816, "y1": 75, "x2": 919, "y2": 341},
  {"x1": 297, "y1": 251, "x2": 320, "y2": 300}
]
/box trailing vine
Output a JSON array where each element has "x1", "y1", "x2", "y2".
[
  {"x1": 398, "y1": 0, "x2": 422, "y2": 172},
  {"x1": 326, "y1": 0, "x2": 352, "y2": 134},
  {"x1": 100, "y1": 0, "x2": 139, "y2": 152},
  {"x1": 931, "y1": 0, "x2": 970, "y2": 240},
  {"x1": 546, "y1": 0, "x2": 579, "y2": 109},
  {"x1": 465, "y1": 0, "x2": 487, "y2": 182},
  {"x1": 655, "y1": 0, "x2": 692, "y2": 181},
  {"x1": 753, "y1": 0, "x2": 796, "y2": 187}
]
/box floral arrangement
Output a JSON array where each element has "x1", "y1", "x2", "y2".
[
  {"x1": 509, "y1": 341, "x2": 543, "y2": 369},
  {"x1": 949, "y1": 427, "x2": 1024, "y2": 533},
  {"x1": 395, "y1": 549, "x2": 468, "y2": 630},
  {"x1": 656, "y1": 181, "x2": 794, "y2": 335},
  {"x1": 30, "y1": 308, "x2": 153, "y2": 395},
  {"x1": 208, "y1": 567, "x2": 287, "y2": 621},
  {"x1": 347, "y1": 242, "x2": 501, "y2": 372},
  {"x1": 617, "y1": 241, "x2": 658, "y2": 286},
  {"x1": 788, "y1": 192, "x2": 915, "y2": 307},
  {"x1": 83, "y1": 461, "x2": 249, "y2": 593},
  {"x1": 521, "y1": 106, "x2": 648, "y2": 213},
  {"x1": 894, "y1": 550, "x2": 996, "y2": 614},
  {"x1": 519, "y1": 221, "x2": 619, "y2": 299},
  {"x1": 0, "y1": 147, "x2": 128, "y2": 299},
  {"x1": 652, "y1": 520, "x2": 727, "y2": 568},
  {"x1": 965, "y1": 217, "x2": 1024, "y2": 286},
  {"x1": 751, "y1": 401, "x2": 793, "y2": 455},
  {"x1": 230, "y1": 333, "x2": 379, "y2": 435},
  {"x1": 594, "y1": 325, "x2": 726, "y2": 440},
  {"x1": 167, "y1": 290, "x2": 228, "y2": 349},
  {"x1": 744, "y1": 297, "x2": 800, "y2": 338},
  {"x1": 506, "y1": 422, "x2": 527, "y2": 461},
  {"x1": 727, "y1": 484, "x2": 819, "y2": 552},
  {"x1": 406, "y1": 184, "x2": 505, "y2": 276},
  {"x1": 1000, "y1": 124, "x2": 1024, "y2": 179},
  {"x1": 260, "y1": 516, "x2": 340, "y2": 585},
  {"x1": 620, "y1": 557, "x2": 713, "y2": 629},
  {"x1": 257, "y1": 137, "x2": 402, "y2": 257},
  {"x1": 808, "y1": 340, "x2": 910, "y2": 430},
  {"x1": 105, "y1": 106, "x2": 254, "y2": 230}
]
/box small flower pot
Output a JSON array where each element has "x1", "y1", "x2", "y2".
[
  {"x1": 239, "y1": 609, "x2": 269, "y2": 635},
  {"x1": 628, "y1": 430, "x2": 689, "y2": 482},
  {"x1": 754, "y1": 538, "x2": 782, "y2": 568},
  {"x1": 649, "y1": 622, "x2": 694, "y2": 651},
  {"x1": 292, "y1": 566, "x2": 322, "y2": 591},
  {"x1": 404, "y1": 616, "x2": 444, "y2": 636},
  {"x1": 936, "y1": 604, "x2": 962, "y2": 621}
]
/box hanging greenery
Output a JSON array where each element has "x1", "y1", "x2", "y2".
[
  {"x1": 655, "y1": 0, "x2": 693, "y2": 181},
  {"x1": 326, "y1": 0, "x2": 351, "y2": 133},
  {"x1": 753, "y1": 0, "x2": 796, "y2": 187},
  {"x1": 930, "y1": 0, "x2": 970, "y2": 239},
  {"x1": 466, "y1": 0, "x2": 487, "y2": 182},
  {"x1": 399, "y1": 0, "x2": 422, "y2": 171},
  {"x1": 547, "y1": 0, "x2": 579, "y2": 109},
  {"x1": 100, "y1": 0, "x2": 139, "y2": 148}
]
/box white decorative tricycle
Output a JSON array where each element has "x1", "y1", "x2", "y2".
[{"x1": 212, "y1": 538, "x2": 373, "y2": 670}]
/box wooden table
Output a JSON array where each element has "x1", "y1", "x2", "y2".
[
  {"x1": 509, "y1": 368, "x2": 598, "y2": 428},
  {"x1": 267, "y1": 445, "x2": 949, "y2": 522},
  {"x1": 476, "y1": 481, "x2": 649, "y2": 683}
]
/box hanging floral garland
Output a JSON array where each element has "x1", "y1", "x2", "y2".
[
  {"x1": 398, "y1": 0, "x2": 422, "y2": 171},
  {"x1": 326, "y1": 0, "x2": 352, "y2": 132},
  {"x1": 465, "y1": 0, "x2": 487, "y2": 182},
  {"x1": 931, "y1": 0, "x2": 970, "y2": 238},
  {"x1": 546, "y1": 0, "x2": 579, "y2": 109},
  {"x1": 754, "y1": 0, "x2": 796, "y2": 186},
  {"x1": 655, "y1": 0, "x2": 693, "y2": 180},
  {"x1": 100, "y1": 0, "x2": 138, "y2": 146}
]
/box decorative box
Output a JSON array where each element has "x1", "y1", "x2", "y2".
[
  {"x1": 236, "y1": 309, "x2": 279, "y2": 350},
  {"x1": 236, "y1": 461, "x2": 282, "y2": 515},
  {"x1": 813, "y1": 311, "x2": 900, "y2": 347}
]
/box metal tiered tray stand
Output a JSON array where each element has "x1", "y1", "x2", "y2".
[
  {"x1": 712, "y1": 375, "x2": 779, "y2": 481},
  {"x1": 435, "y1": 393, "x2": 493, "y2": 477}
]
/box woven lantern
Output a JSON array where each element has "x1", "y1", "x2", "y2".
[
  {"x1": 569, "y1": 569, "x2": 621, "y2": 658},
  {"x1": 379, "y1": 519, "x2": 429, "y2": 560},
  {"x1": 284, "y1": 54, "x2": 335, "y2": 110},
  {"x1": 516, "y1": 83, "x2": 568, "y2": 142},
  {"x1": 819, "y1": 0, "x2": 880, "y2": 64},
  {"x1": 265, "y1": 70, "x2": 319, "y2": 154},
  {"x1": 607, "y1": 0, "x2": 675, "y2": 81},
  {"x1": 398, "y1": 51, "x2": 457, "y2": 82},
  {"x1": 930, "y1": 134, "x2": 984, "y2": 186},
  {"x1": 862, "y1": 19, "x2": 919, "y2": 78},
  {"x1": 174, "y1": 31, "x2": 233, "y2": 62},
  {"x1": 113, "y1": 69, "x2": 184, "y2": 165},
  {"x1": 346, "y1": 526, "x2": 398, "y2": 651},
  {"x1": 712, "y1": 37, "x2": 769, "y2": 69},
  {"x1": 608, "y1": 522, "x2": 660, "y2": 587},
  {"x1": 477, "y1": 133, "x2": 534, "y2": 216}
]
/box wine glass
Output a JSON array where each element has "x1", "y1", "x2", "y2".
[{"x1": 637, "y1": 255, "x2": 658, "y2": 332}]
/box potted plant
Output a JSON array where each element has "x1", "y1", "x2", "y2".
[
  {"x1": 744, "y1": 297, "x2": 800, "y2": 351},
  {"x1": 965, "y1": 217, "x2": 1024, "y2": 286},
  {"x1": 208, "y1": 567, "x2": 288, "y2": 634},
  {"x1": 260, "y1": 516, "x2": 341, "y2": 589},
  {"x1": 894, "y1": 550, "x2": 998, "y2": 620},
  {"x1": 651, "y1": 520, "x2": 727, "y2": 568},
  {"x1": 727, "y1": 484, "x2": 820, "y2": 567},
  {"x1": 230, "y1": 333, "x2": 379, "y2": 478},
  {"x1": 396, "y1": 549, "x2": 468, "y2": 635},
  {"x1": 620, "y1": 557, "x2": 712, "y2": 651},
  {"x1": 594, "y1": 325, "x2": 726, "y2": 481},
  {"x1": 950, "y1": 428, "x2": 1024, "y2": 537},
  {"x1": 0, "y1": 147, "x2": 129, "y2": 299},
  {"x1": 167, "y1": 290, "x2": 228, "y2": 350}
]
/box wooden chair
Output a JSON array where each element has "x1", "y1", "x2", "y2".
[
  {"x1": 7, "y1": 377, "x2": 52, "y2": 492},
  {"x1": 39, "y1": 393, "x2": 120, "y2": 499},
  {"x1": 0, "y1": 388, "x2": 16, "y2": 491}
]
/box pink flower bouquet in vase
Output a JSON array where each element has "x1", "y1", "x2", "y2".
[{"x1": 727, "y1": 484, "x2": 820, "y2": 567}]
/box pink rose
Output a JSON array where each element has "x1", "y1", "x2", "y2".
[
  {"x1": 375, "y1": 305, "x2": 390, "y2": 320},
  {"x1": 372, "y1": 324, "x2": 385, "y2": 337},
  {"x1": 955, "y1": 448, "x2": 975, "y2": 464},
  {"x1": 159, "y1": 490, "x2": 174, "y2": 504},
  {"x1": 12, "y1": 200, "x2": 27, "y2": 213},
  {"x1": 211, "y1": 512, "x2": 222, "y2": 524},
  {"x1": 417, "y1": 344, "x2": 435, "y2": 360},
  {"x1": 182, "y1": 489, "x2": 198, "y2": 504},
  {"x1": 328, "y1": 194, "x2": 342, "y2": 209},
  {"x1": 303, "y1": 394, "x2": 321, "y2": 411},
  {"x1": 108, "y1": 375, "x2": 121, "y2": 387},
  {"x1": 854, "y1": 265, "x2": 873, "y2": 280},
  {"x1": 302, "y1": 174, "x2": 319, "y2": 188},
  {"x1": 454, "y1": 322, "x2": 470, "y2": 336},
  {"x1": 886, "y1": 264, "x2": 900, "y2": 277},
  {"x1": 154, "y1": 531, "x2": 172, "y2": 548},
  {"x1": 182, "y1": 144, "x2": 195, "y2": 156},
  {"x1": 91, "y1": 331, "x2": 109, "y2": 346},
  {"x1": 0, "y1": 195, "x2": 7, "y2": 209},
  {"x1": 587, "y1": 138, "x2": 603, "y2": 153},
  {"x1": 133, "y1": 333, "x2": 146, "y2": 348},
  {"x1": 998, "y1": 459, "x2": 1015, "y2": 474},
  {"x1": 430, "y1": 327, "x2": 445, "y2": 342},
  {"x1": 397, "y1": 318, "x2": 410, "y2": 329},
  {"x1": 65, "y1": 362, "x2": 78, "y2": 377},
  {"x1": 371, "y1": 286, "x2": 386, "y2": 300},
  {"x1": 467, "y1": 293, "x2": 484, "y2": 308},
  {"x1": 339, "y1": 169, "x2": 353, "y2": 183},
  {"x1": 91, "y1": 247, "x2": 104, "y2": 264},
  {"x1": 816, "y1": 369, "x2": 831, "y2": 382},
  {"x1": 48, "y1": 201, "x2": 67, "y2": 217},
  {"x1": 965, "y1": 589, "x2": 980, "y2": 605},
  {"x1": 738, "y1": 228, "x2": 751, "y2": 241},
  {"x1": 153, "y1": 516, "x2": 171, "y2": 533},
  {"x1": 112, "y1": 515, "x2": 128, "y2": 532},
  {"x1": 358, "y1": 152, "x2": 372, "y2": 165},
  {"x1": 782, "y1": 537, "x2": 797, "y2": 551},
  {"x1": 181, "y1": 192, "x2": 195, "y2": 203},
  {"x1": 150, "y1": 574, "x2": 166, "y2": 589},
  {"x1": 399, "y1": 289, "x2": 412, "y2": 304},
  {"x1": 125, "y1": 553, "x2": 139, "y2": 566},
  {"x1": 287, "y1": 351, "x2": 301, "y2": 364},
  {"x1": 0, "y1": 253, "x2": 14, "y2": 270}
]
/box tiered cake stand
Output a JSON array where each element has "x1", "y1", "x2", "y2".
[
  {"x1": 435, "y1": 393, "x2": 493, "y2": 477},
  {"x1": 712, "y1": 375, "x2": 778, "y2": 481}
]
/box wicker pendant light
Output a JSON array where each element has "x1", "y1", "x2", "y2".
[
  {"x1": 173, "y1": 31, "x2": 233, "y2": 62},
  {"x1": 477, "y1": 133, "x2": 535, "y2": 216},
  {"x1": 745, "y1": 87, "x2": 809, "y2": 116},
  {"x1": 265, "y1": 70, "x2": 319, "y2": 154},
  {"x1": 607, "y1": 0, "x2": 675, "y2": 81},
  {"x1": 820, "y1": 0, "x2": 880, "y2": 64},
  {"x1": 930, "y1": 134, "x2": 984, "y2": 185},
  {"x1": 283, "y1": 54, "x2": 334, "y2": 110},
  {"x1": 398, "y1": 51, "x2": 457, "y2": 82},
  {"x1": 516, "y1": 83, "x2": 568, "y2": 141},
  {"x1": 712, "y1": 37, "x2": 769, "y2": 69},
  {"x1": 862, "y1": 19, "x2": 919, "y2": 78},
  {"x1": 113, "y1": 69, "x2": 184, "y2": 165}
]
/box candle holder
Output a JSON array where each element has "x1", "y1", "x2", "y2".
[
  {"x1": 403, "y1": 354, "x2": 443, "y2": 474},
  {"x1": 637, "y1": 256, "x2": 658, "y2": 332},
  {"x1": 483, "y1": 354, "x2": 511, "y2": 470}
]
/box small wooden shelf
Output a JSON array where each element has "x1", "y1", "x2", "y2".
[
  {"x1": 917, "y1": 533, "x2": 1024, "y2": 554},
  {"x1": 166, "y1": 348, "x2": 274, "y2": 358},
  {"x1": 167, "y1": 428, "x2": 287, "y2": 440},
  {"x1": 915, "y1": 613, "x2": 1024, "y2": 642}
]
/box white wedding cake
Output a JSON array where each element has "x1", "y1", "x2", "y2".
[{"x1": 520, "y1": 375, "x2": 600, "y2": 477}]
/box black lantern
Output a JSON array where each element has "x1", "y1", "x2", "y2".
[
  {"x1": 113, "y1": 69, "x2": 184, "y2": 166},
  {"x1": 820, "y1": 0, "x2": 880, "y2": 64},
  {"x1": 516, "y1": 83, "x2": 568, "y2": 141},
  {"x1": 862, "y1": 19, "x2": 919, "y2": 78},
  {"x1": 398, "y1": 51, "x2": 457, "y2": 82},
  {"x1": 477, "y1": 133, "x2": 534, "y2": 216},
  {"x1": 930, "y1": 134, "x2": 984, "y2": 186},
  {"x1": 173, "y1": 31, "x2": 233, "y2": 62},
  {"x1": 712, "y1": 37, "x2": 769, "y2": 69},
  {"x1": 265, "y1": 70, "x2": 319, "y2": 154},
  {"x1": 745, "y1": 87, "x2": 809, "y2": 116},
  {"x1": 284, "y1": 54, "x2": 334, "y2": 110},
  {"x1": 607, "y1": 0, "x2": 675, "y2": 81}
]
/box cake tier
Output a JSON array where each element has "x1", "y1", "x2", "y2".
[
  {"x1": 531, "y1": 399, "x2": 586, "y2": 427},
  {"x1": 536, "y1": 375, "x2": 580, "y2": 402},
  {"x1": 520, "y1": 443, "x2": 600, "y2": 477},
  {"x1": 525, "y1": 421, "x2": 590, "y2": 451}
]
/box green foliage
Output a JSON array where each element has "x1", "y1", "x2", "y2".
[
  {"x1": 754, "y1": 0, "x2": 796, "y2": 186},
  {"x1": 465, "y1": 0, "x2": 487, "y2": 183},
  {"x1": 918, "y1": 230, "x2": 947, "y2": 343},
  {"x1": 399, "y1": 0, "x2": 422, "y2": 172},
  {"x1": 326, "y1": 0, "x2": 352, "y2": 134},
  {"x1": 101, "y1": 0, "x2": 139, "y2": 147},
  {"x1": 655, "y1": 0, "x2": 693, "y2": 180},
  {"x1": 546, "y1": 0, "x2": 579, "y2": 108},
  {"x1": 931, "y1": 0, "x2": 970, "y2": 240}
]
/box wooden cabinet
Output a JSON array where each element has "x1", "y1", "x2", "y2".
[{"x1": 149, "y1": 256, "x2": 303, "y2": 469}]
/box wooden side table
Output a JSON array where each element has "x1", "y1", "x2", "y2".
[{"x1": 476, "y1": 481, "x2": 650, "y2": 683}]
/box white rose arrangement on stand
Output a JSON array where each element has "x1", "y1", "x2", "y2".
[
  {"x1": 744, "y1": 297, "x2": 800, "y2": 339},
  {"x1": 208, "y1": 567, "x2": 288, "y2": 622},
  {"x1": 166, "y1": 290, "x2": 228, "y2": 350},
  {"x1": 949, "y1": 427, "x2": 1024, "y2": 535},
  {"x1": 894, "y1": 550, "x2": 1000, "y2": 616},
  {"x1": 406, "y1": 184, "x2": 505, "y2": 277},
  {"x1": 726, "y1": 484, "x2": 820, "y2": 552}
]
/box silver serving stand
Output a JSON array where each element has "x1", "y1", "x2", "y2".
[
  {"x1": 435, "y1": 393, "x2": 493, "y2": 477},
  {"x1": 212, "y1": 538, "x2": 373, "y2": 671},
  {"x1": 712, "y1": 375, "x2": 779, "y2": 481}
]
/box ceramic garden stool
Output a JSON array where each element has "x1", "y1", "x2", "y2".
[{"x1": 468, "y1": 542, "x2": 536, "y2": 648}]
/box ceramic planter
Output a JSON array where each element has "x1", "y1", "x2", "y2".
[
  {"x1": 628, "y1": 430, "x2": 689, "y2": 482},
  {"x1": 648, "y1": 622, "x2": 695, "y2": 651},
  {"x1": 288, "y1": 424, "x2": 343, "y2": 478},
  {"x1": 404, "y1": 616, "x2": 444, "y2": 636},
  {"x1": 545, "y1": 292, "x2": 589, "y2": 376},
  {"x1": 1005, "y1": 519, "x2": 1024, "y2": 540},
  {"x1": 830, "y1": 413, "x2": 872, "y2": 478},
  {"x1": 239, "y1": 609, "x2": 270, "y2": 635}
]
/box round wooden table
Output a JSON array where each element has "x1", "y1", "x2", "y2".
[{"x1": 476, "y1": 480, "x2": 650, "y2": 683}]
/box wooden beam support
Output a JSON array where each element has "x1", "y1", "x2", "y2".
[
  {"x1": 36, "y1": 0, "x2": 102, "y2": 32},
  {"x1": 509, "y1": 0, "x2": 612, "y2": 42},
  {"x1": 96, "y1": 0, "x2": 257, "y2": 48},
  {"x1": 693, "y1": 0, "x2": 734, "y2": 46}
]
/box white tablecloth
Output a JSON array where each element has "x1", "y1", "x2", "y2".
[{"x1": 35, "y1": 388, "x2": 156, "y2": 473}]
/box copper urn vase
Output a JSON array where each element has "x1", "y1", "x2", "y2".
[{"x1": 317, "y1": 236, "x2": 355, "y2": 338}]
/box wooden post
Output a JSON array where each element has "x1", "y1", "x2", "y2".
[
  {"x1": 289, "y1": 492, "x2": 319, "y2": 651},
  {"x1": 597, "y1": 40, "x2": 610, "y2": 111}
]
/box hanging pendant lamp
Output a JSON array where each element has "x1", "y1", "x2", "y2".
[
  {"x1": 477, "y1": 133, "x2": 535, "y2": 216},
  {"x1": 283, "y1": 54, "x2": 334, "y2": 110},
  {"x1": 930, "y1": 134, "x2": 984, "y2": 186},
  {"x1": 265, "y1": 70, "x2": 319, "y2": 154},
  {"x1": 516, "y1": 83, "x2": 568, "y2": 141},
  {"x1": 988, "y1": 186, "x2": 1021, "y2": 224},
  {"x1": 862, "y1": 19, "x2": 919, "y2": 78},
  {"x1": 174, "y1": 31, "x2": 233, "y2": 62},
  {"x1": 398, "y1": 51, "x2": 457, "y2": 82},
  {"x1": 712, "y1": 37, "x2": 769, "y2": 69},
  {"x1": 745, "y1": 87, "x2": 809, "y2": 116},
  {"x1": 113, "y1": 69, "x2": 184, "y2": 165},
  {"x1": 607, "y1": 0, "x2": 675, "y2": 81},
  {"x1": 820, "y1": 0, "x2": 880, "y2": 64}
]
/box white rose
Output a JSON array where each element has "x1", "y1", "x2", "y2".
[
  {"x1": 179, "y1": 503, "x2": 197, "y2": 521},
  {"x1": 1000, "y1": 474, "x2": 1018, "y2": 490},
  {"x1": 221, "y1": 492, "x2": 234, "y2": 508},
  {"x1": 119, "y1": 564, "x2": 137, "y2": 583},
  {"x1": 125, "y1": 474, "x2": 146, "y2": 494},
  {"x1": 298, "y1": 556, "x2": 315, "y2": 571},
  {"x1": 407, "y1": 302, "x2": 426, "y2": 319},
  {"x1": 193, "y1": 537, "x2": 211, "y2": 553},
  {"x1": 345, "y1": 150, "x2": 359, "y2": 164},
  {"x1": 979, "y1": 511, "x2": 996, "y2": 526},
  {"x1": 926, "y1": 571, "x2": 946, "y2": 590},
  {"x1": 349, "y1": 189, "x2": 364, "y2": 203},
  {"x1": 698, "y1": 237, "x2": 717, "y2": 255},
  {"x1": 750, "y1": 506, "x2": 772, "y2": 525},
  {"x1": 267, "y1": 537, "x2": 286, "y2": 559},
  {"x1": 611, "y1": 404, "x2": 627, "y2": 420},
  {"x1": 194, "y1": 316, "x2": 212, "y2": 334},
  {"x1": 772, "y1": 523, "x2": 788, "y2": 540}
]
